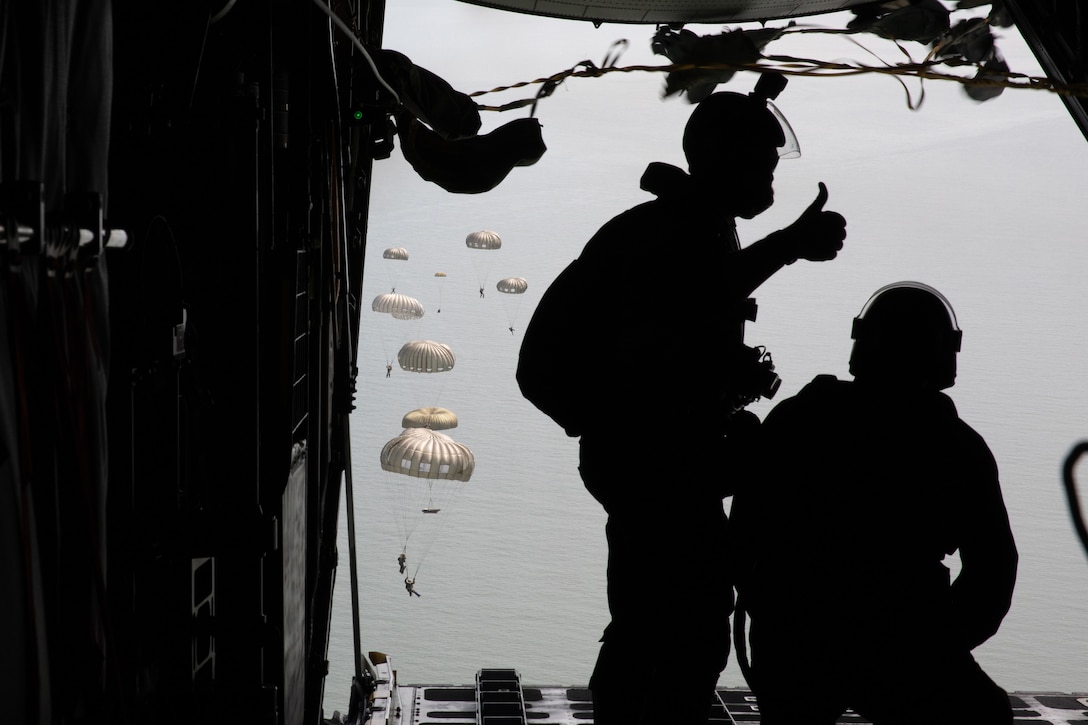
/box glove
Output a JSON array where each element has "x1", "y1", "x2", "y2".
[{"x1": 780, "y1": 182, "x2": 846, "y2": 263}]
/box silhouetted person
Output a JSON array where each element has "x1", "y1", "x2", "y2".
[
  {"x1": 386, "y1": 363, "x2": 393, "y2": 378},
  {"x1": 731, "y1": 282, "x2": 1018, "y2": 725},
  {"x1": 404, "y1": 577, "x2": 420, "y2": 597},
  {"x1": 518, "y1": 73, "x2": 846, "y2": 725},
  {"x1": 398, "y1": 552, "x2": 407, "y2": 574}
]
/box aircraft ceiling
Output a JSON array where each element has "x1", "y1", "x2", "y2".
[{"x1": 453, "y1": 0, "x2": 873, "y2": 24}]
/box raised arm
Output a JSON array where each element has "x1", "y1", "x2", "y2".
[{"x1": 723, "y1": 182, "x2": 847, "y2": 298}]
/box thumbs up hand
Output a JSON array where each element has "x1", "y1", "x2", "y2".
[{"x1": 781, "y1": 182, "x2": 847, "y2": 263}]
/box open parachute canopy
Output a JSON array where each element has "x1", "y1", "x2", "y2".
[
  {"x1": 465, "y1": 230, "x2": 502, "y2": 250},
  {"x1": 380, "y1": 427, "x2": 475, "y2": 482},
  {"x1": 402, "y1": 406, "x2": 459, "y2": 430},
  {"x1": 383, "y1": 247, "x2": 409, "y2": 260},
  {"x1": 496, "y1": 277, "x2": 528, "y2": 294},
  {"x1": 383, "y1": 427, "x2": 475, "y2": 578},
  {"x1": 397, "y1": 339, "x2": 456, "y2": 372},
  {"x1": 372, "y1": 292, "x2": 425, "y2": 320}
]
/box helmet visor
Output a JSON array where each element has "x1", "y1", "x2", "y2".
[{"x1": 767, "y1": 99, "x2": 800, "y2": 159}]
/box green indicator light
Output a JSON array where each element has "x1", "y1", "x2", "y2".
[{"x1": 352, "y1": 110, "x2": 363, "y2": 121}]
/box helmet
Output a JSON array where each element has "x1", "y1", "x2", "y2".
[
  {"x1": 848, "y1": 282, "x2": 962, "y2": 391},
  {"x1": 682, "y1": 72, "x2": 800, "y2": 174}
]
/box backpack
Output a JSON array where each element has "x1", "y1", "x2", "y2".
[{"x1": 516, "y1": 258, "x2": 593, "y2": 437}]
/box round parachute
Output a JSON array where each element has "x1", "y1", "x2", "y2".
[
  {"x1": 466, "y1": 232, "x2": 502, "y2": 292},
  {"x1": 432, "y1": 272, "x2": 448, "y2": 312},
  {"x1": 382, "y1": 427, "x2": 475, "y2": 581},
  {"x1": 370, "y1": 294, "x2": 424, "y2": 372},
  {"x1": 398, "y1": 340, "x2": 455, "y2": 372},
  {"x1": 496, "y1": 277, "x2": 529, "y2": 333},
  {"x1": 380, "y1": 427, "x2": 475, "y2": 481},
  {"x1": 372, "y1": 292, "x2": 425, "y2": 320},
  {"x1": 377, "y1": 248, "x2": 409, "y2": 297},
  {"x1": 465, "y1": 230, "x2": 501, "y2": 250},
  {"x1": 496, "y1": 277, "x2": 528, "y2": 294},
  {"x1": 402, "y1": 406, "x2": 459, "y2": 431}
]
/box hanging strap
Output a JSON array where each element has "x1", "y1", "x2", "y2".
[
  {"x1": 732, "y1": 595, "x2": 758, "y2": 696},
  {"x1": 1063, "y1": 442, "x2": 1088, "y2": 560}
]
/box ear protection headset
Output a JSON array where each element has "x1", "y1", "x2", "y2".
[{"x1": 849, "y1": 281, "x2": 962, "y2": 390}]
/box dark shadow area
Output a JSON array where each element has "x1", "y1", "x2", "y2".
[
  {"x1": 518, "y1": 72, "x2": 846, "y2": 725},
  {"x1": 731, "y1": 282, "x2": 1019, "y2": 725}
]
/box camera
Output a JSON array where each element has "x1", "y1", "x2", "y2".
[{"x1": 726, "y1": 343, "x2": 781, "y2": 411}]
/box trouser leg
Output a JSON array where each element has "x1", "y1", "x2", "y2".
[{"x1": 590, "y1": 638, "x2": 723, "y2": 725}]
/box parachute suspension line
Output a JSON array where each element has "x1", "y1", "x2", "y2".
[
  {"x1": 402, "y1": 378, "x2": 449, "y2": 413},
  {"x1": 395, "y1": 479, "x2": 429, "y2": 574},
  {"x1": 390, "y1": 475, "x2": 468, "y2": 583},
  {"x1": 401, "y1": 362, "x2": 456, "y2": 410},
  {"x1": 392, "y1": 468, "x2": 437, "y2": 569},
  {"x1": 433, "y1": 273, "x2": 447, "y2": 315},
  {"x1": 428, "y1": 370, "x2": 453, "y2": 408},
  {"x1": 398, "y1": 501, "x2": 422, "y2": 553},
  {"x1": 401, "y1": 480, "x2": 467, "y2": 579}
]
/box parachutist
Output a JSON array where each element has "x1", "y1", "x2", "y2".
[
  {"x1": 731, "y1": 283, "x2": 1017, "y2": 723},
  {"x1": 382, "y1": 427, "x2": 474, "y2": 582},
  {"x1": 498, "y1": 277, "x2": 529, "y2": 333},
  {"x1": 398, "y1": 552, "x2": 407, "y2": 574},
  {"x1": 386, "y1": 363, "x2": 392, "y2": 378},
  {"x1": 517, "y1": 73, "x2": 846, "y2": 725},
  {"x1": 479, "y1": 287, "x2": 485, "y2": 298},
  {"x1": 405, "y1": 578, "x2": 421, "y2": 597}
]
